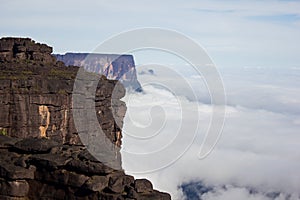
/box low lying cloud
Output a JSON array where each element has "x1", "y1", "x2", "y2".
[{"x1": 120, "y1": 65, "x2": 300, "y2": 199}]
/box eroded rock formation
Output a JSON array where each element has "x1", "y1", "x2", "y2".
[
  {"x1": 0, "y1": 37, "x2": 171, "y2": 200},
  {"x1": 0, "y1": 37, "x2": 55, "y2": 63},
  {"x1": 0, "y1": 136, "x2": 171, "y2": 199}
]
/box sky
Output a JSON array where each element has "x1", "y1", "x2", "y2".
[
  {"x1": 2, "y1": 1, "x2": 300, "y2": 199},
  {"x1": 1, "y1": 0, "x2": 300, "y2": 68}
]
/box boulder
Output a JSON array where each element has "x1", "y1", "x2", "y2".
[
  {"x1": 13, "y1": 137, "x2": 59, "y2": 153},
  {"x1": 0, "y1": 179, "x2": 29, "y2": 197},
  {"x1": 134, "y1": 179, "x2": 153, "y2": 193},
  {"x1": 83, "y1": 175, "x2": 108, "y2": 192},
  {"x1": 66, "y1": 159, "x2": 114, "y2": 175}
]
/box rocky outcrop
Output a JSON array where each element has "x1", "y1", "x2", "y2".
[
  {"x1": 0, "y1": 37, "x2": 171, "y2": 199},
  {"x1": 0, "y1": 38, "x2": 125, "y2": 148},
  {"x1": 0, "y1": 135, "x2": 171, "y2": 200},
  {"x1": 55, "y1": 53, "x2": 142, "y2": 91},
  {"x1": 0, "y1": 37, "x2": 56, "y2": 63}
]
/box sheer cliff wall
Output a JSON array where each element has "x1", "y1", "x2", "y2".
[
  {"x1": 0, "y1": 37, "x2": 171, "y2": 199},
  {"x1": 0, "y1": 37, "x2": 126, "y2": 147}
]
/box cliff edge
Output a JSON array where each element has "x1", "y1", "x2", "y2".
[{"x1": 0, "y1": 37, "x2": 171, "y2": 200}]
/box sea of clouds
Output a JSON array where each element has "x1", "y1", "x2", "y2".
[{"x1": 120, "y1": 64, "x2": 300, "y2": 200}]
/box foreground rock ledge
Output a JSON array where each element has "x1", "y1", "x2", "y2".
[{"x1": 0, "y1": 135, "x2": 171, "y2": 200}]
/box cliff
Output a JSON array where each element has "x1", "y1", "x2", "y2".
[
  {"x1": 0, "y1": 37, "x2": 171, "y2": 200},
  {"x1": 55, "y1": 53, "x2": 142, "y2": 92},
  {"x1": 0, "y1": 37, "x2": 125, "y2": 147}
]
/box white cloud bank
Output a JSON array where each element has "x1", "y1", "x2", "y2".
[{"x1": 120, "y1": 65, "x2": 300, "y2": 200}]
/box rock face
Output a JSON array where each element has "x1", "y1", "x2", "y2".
[
  {"x1": 55, "y1": 53, "x2": 142, "y2": 91},
  {"x1": 0, "y1": 38, "x2": 125, "y2": 147},
  {"x1": 0, "y1": 37, "x2": 56, "y2": 63},
  {"x1": 0, "y1": 135, "x2": 171, "y2": 200},
  {"x1": 0, "y1": 37, "x2": 171, "y2": 200}
]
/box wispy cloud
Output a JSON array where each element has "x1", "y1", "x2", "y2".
[
  {"x1": 1, "y1": 0, "x2": 300, "y2": 67},
  {"x1": 194, "y1": 8, "x2": 235, "y2": 14},
  {"x1": 247, "y1": 14, "x2": 300, "y2": 24}
]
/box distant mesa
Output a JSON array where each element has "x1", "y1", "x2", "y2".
[{"x1": 55, "y1": 53, "x2": 142, "y2": 92}]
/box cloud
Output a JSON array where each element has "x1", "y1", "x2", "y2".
[
  {"x1": 182, "y1": 181, "x2": 292, "y2": 200},
  {"x1": 120, "y1": 65, "x2": 300, "y2": 199},
  {"x1": 199, "y1": 185, "x2": 295, "y2": 200}
]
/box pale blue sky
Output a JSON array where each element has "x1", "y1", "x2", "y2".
[{"x1": 1, "y1": 0, "x2": 300, "y2": 68}]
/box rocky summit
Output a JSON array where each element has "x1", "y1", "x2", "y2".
[{"x1": 0, "y1": 37, "x2": 171, "y2": 200}]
